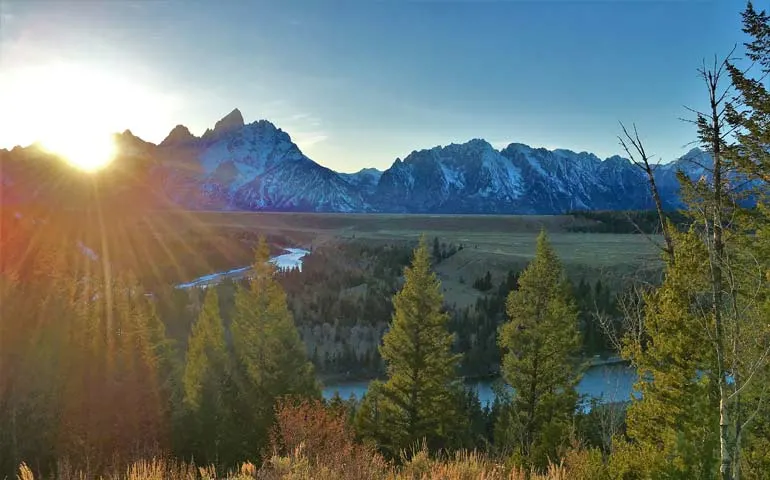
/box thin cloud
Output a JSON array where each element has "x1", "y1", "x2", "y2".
[
  {"x1": 287, "y1": 112, "x2": 312, "y2": 122},
  {"x1": 293, "y1": 132, "x2": 328, "y2": 148}
]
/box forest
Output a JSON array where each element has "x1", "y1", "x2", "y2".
[{"x1": 3, "y1": 3, "x2": 770, "y2": 480}]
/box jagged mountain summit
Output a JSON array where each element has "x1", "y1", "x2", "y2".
[
  {"x1": 1, "y1": 108, "x2": 719, "y2": 214},
  {"x1": 375, "y1": 139, "x2": 525, "y2": 213},
  {"x1": 371, "y1": 139, "x2": 706, "y2": 214},
  {"x1": 201, "y1": 108, "x2": 245, "y2": 143},
  {"x1": 160, "y1": 125, "x2": 198, "y2": 147},
  {"x1": 157, "y1": 112, "x2": 368, "y2": 212}
]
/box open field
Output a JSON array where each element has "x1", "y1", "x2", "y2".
[
  {"x1": 175, "y1": 211, "x2": 662, "y2": 264},
  {"x1": 165, "y1": 210, "x2": 599, "y2": 236},
  {"x1": 12, "y1": 209, "x2": 662, "y2": 293},
  {"x1": 151, "y1": 211, "x2": 664, "y2": 293}
]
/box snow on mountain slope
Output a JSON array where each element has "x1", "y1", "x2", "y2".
[
  {"x1": 5, "y1": 106, "x2": 744, "y2": 214},
  {"x1": 374, "y1": 139, "x2": 524, "y2": 213},
  {"x1": 373, "y1": 141, "x2": 726, "y2": 214},
  {"x1": 340, "y1": 168, "x2": 383, "y2": 196},
  {"x1": 157, "y1": 111, "x2": 369, "y2": 212}
]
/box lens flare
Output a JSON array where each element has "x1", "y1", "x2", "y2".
[{"x1": 41, "y1": 133, "x2": 116, "y2": 171}]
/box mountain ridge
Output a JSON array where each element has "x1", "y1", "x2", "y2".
[{"x1": 0, "y1": 109, "x2": 719, "y2": 214}]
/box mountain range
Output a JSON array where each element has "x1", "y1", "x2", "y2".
[{"x1": 0, "y1": 108, "x2": 716, "y2": 214}]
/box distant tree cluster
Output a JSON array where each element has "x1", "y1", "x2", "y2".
[
  {"x1": 432, "y1": 236, "x2": 462, "y2": 263},
  {"x1": 472, "y1": 270, "x2": 494, "y2": 291},
  {"x1": 568, "y1": 209, "x2": 691, "y2": 234}
]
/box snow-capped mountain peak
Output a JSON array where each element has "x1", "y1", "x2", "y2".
[
  {"x1": 155, "y1": 110, "x2": 368, "y2": 212},
  {"x1": 201, "y1": 108, "x2": 246, "y2": 143},
  {"x1": 5, "y1": 108, "x2": 735, "y2": 214}
]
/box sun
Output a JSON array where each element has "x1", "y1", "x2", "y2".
[
  {"x1": 41, "y1": 133, "x2": 117, "y2": 172},
  {"x1": 1, "y1": 61, "x2": 177, "y2": 173}
]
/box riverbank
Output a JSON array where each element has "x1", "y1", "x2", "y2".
[
  {"x1": 322, "y1": 362, "x2": 638, "y2": 409},
  {"x1": 175, "y1": 247, "x2": 310, "y2": 289},
  {"x1": 317, "y1": 354, "x2": 628, "y2": 386}
]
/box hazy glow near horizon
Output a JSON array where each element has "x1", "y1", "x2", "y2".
[{"x1": 0, "y1": 61, "x2": 174, "y2": 170}]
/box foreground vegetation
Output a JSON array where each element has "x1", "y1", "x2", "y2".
[{"x1": 4, "y1": 3, "x2": 770, "y2": 479}]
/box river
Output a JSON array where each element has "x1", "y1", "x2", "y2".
[
  {"x1": 322, "y1": 363, "x2": 638, "y2": 409},
  {"x1": 175, "y1": 248, "x2": 310, "y2": 289},
  {"x1": 175, "y1": 251, "x2": 639, "y2": 410}
]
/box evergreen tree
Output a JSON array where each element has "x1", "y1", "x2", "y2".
[
  {"x1": 726, "y1": 2, "x2": 770, "y2": 184},
  {"x1": 620, "y1": 229, "x2": 721, "y2": 478},
  {"x1": 497, "y1": 230, "x2": 581, "y2": 469},
  {"x1": 432, "y1": 236, "x2": 442, "y2": 261},
  {"x1": 231, "y1": 236, "x2": 319, "y2": 458},
  {"x1": 182, "y1": 287, "x2": 231, "y2": 465},
  {"x1": 618, "y1": 15, "x2": 770, "y2": 476},
  {"x1": 358, "y1": 235, "x2": 461, "y2": 455},
  {"x1": 58, "y1": 274, "x2": 169, "y2": 471},
  {"x1": 354, "y1": 380, "x2": 386, "y2": 448}
]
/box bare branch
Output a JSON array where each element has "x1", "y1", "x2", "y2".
[{"x1": 618, "y1": 121, "x2": 675, "y2": 263}]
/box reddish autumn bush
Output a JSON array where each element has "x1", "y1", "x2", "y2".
[{"x1": 268, "y1": 397, "x2": 388, "y2": 478}]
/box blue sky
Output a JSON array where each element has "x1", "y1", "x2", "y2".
[{"x1": 0, "y1": 0, "x2": 748, "y2": 172}]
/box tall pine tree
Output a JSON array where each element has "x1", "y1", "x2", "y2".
[
  {"x1": 357, "y1": 235, "x2": 461, "y2": 455},
  {"x1": 497, "y1": 230, "x2": 581, "y2": 470},
  {"x1": 617, "y1": 10, "x2": 770, "y2": 476},
  {"x1": 182, "y1": 287, "x2": 232, "y2": 465},
  {"x1": 230, "y1": 236, "x2": 318, "y2": 459},
  {"x1": 618, "y1": 229, "x2": 720, "y2": 478}
]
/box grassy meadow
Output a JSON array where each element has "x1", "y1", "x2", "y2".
[
  {"x1": 157, "y1": 211, "x2": 663, "y2": 288},
  {"x1": 12, "y1": 207, "x2": 662, "y2": 302}
]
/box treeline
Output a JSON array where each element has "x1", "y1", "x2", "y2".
[
  {"x1": 274, "y1": 238, "x2": 620, "y2": 380},
  {"x1": 568, "y1": 209, "x2": 691, "y2": 233},
  {"x1": 452, "y1": 271, "x2": 618, "y2": 376}
]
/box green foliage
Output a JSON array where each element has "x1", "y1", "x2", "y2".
[
  {"x1": 726, "y1": 2, "x2": 770, "y2": 184},
  {"x1": 183, "y1": 288, "x2": 227, "y2": 410},
  {"x1": 228, "y1": 237, "x2": 319, "y2": 461},
  {"x1": 232, "y1": 238, "x2": 318, "y2": 400},
  {"x1": 621, "y1": 229, "x2": 720, "y2": 478},
  {"x1": 497, "y1": 230, "x2": 582, "y2": 470},
  {"x1": 0, "y1": 255, "x2": 176, "y2": 478},
  {"x1": 357, "y1": 236, "x2": 462, "y2": 455},
  {"x1": 472, "y1": 271, "x2": 494, "y2": 292},
  {"x1": 181, "y1": 287, "x2": 234, "y2": 465}
]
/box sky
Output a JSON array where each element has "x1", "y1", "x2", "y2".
[{"x1": 0, "y1": 0, "x2": 749, "y2": 172}]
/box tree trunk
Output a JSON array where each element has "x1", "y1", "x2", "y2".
[
  {"x1": 719, "y1": 385, "x2": 732, "y2": 480},
  {"x1": 705, "y1": 66, "x2": 732, "y2": 480}
]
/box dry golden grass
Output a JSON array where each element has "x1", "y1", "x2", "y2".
[
  {"x1": 15, "y1": 399, "x2": 609, "y2": 480},
  {"x1": 16, "y1": 450, "x2": 601, "y2": 480}
]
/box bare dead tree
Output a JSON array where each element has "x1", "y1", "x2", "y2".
[
  {"x1": 697, "y1": 54, "x2": 733, "y2": 480},
  {"x1": 597, "y1": 280, "x2": 653, "y2": 365},
  {"x1": 618, "y1": 122, "x2": 675, "y2": 264},
  {"x1": 682, "y1": 49, "x2": 770, "y2": 480}
]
